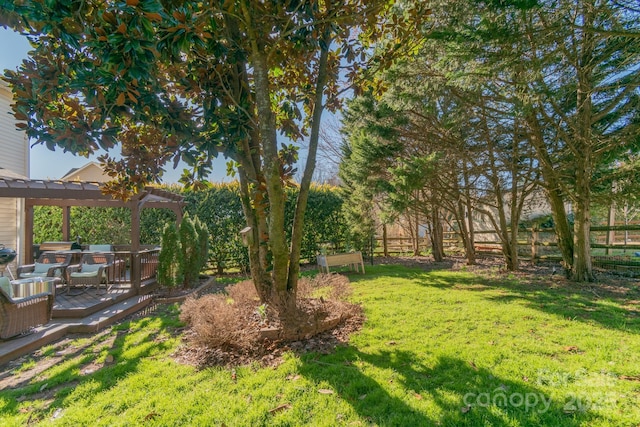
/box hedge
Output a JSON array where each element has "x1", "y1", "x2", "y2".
[{"x1": 32, "y1": 182, "x2": 347, "y2": 273}]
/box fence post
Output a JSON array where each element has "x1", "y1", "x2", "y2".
[
  {"x1": 606, "y1": 202, "x2": 616, "y2": 255},
  {"x1": 531, "y1": 227, "x2": 538, "y2": 265}
]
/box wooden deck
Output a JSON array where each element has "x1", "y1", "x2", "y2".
[
  {"x1": 0, "y1": 293, "x2": 155, "y2": 366},
  {"x1": 53, "y1": 285, "x2": 135, "y2": 318}
]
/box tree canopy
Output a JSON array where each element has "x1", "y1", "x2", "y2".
[{"x1": 1, "y1": 0, "x2": 428, "y2": 312}]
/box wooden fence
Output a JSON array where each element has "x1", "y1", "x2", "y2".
[{"x1": 465, "y1": 225, "x2": 640, "y2": 274}]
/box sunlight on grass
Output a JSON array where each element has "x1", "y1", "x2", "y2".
[{"x1": 1, "y1": 266, "x2": 639, "y2": 426}]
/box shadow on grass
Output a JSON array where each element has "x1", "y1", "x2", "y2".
[
  {"x1": 0, "y1": 304, "x2": 183, "y2": 422},
  {"x1": 298, "y1": 346, "x2": 596, "y2": 426},
  {"x1": 359, "y1": 264, "x2": 640, "y2": 334}
]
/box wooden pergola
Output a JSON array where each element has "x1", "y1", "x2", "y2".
[{"x1": 0, "y1": 178, "x2": 184, "y2": 263}]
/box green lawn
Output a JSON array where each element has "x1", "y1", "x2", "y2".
[{"x1": 1, "y1": 265, "x2": 639, "y2": 426}]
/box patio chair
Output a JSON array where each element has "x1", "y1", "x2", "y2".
[
  {"x1": 17, "y1": 252, "x2": 72, "y2": 283},
  {"x1": 66, "y1": 253, "x2": 115, "y2": 295},
  {"x1": 0, "y1": 276, "x2": 54, "y2": 339}
]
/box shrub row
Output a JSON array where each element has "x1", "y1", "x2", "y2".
[{"x1": 33, "y1": 182, "x2": 347, "y2": 273}]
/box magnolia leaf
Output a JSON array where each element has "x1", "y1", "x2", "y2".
[{"x1": 116, "y1": 92, "x2": 126, "y2": 106}]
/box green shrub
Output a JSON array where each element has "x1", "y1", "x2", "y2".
[
  {"x1": 179, "y1": 214, "x2": 200, "y2": 288},
  {"x1": 157, "y1": 223, "x2": 181, "y2": 288},
  {"x1": 193, "y1": 216, "x2": 210, "y2": 274}
]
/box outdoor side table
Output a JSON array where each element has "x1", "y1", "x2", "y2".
[{"x1": 10, "y1": 277, "x2": 58, "y2": 300}]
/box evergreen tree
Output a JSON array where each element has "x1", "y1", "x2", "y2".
[{"x1": 157, "y1": 223, "x2": 180, "y2": 288}]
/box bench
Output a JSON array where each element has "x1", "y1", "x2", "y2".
[
  {"x1": 317, "y1": 251, "x2": 365, "y2": 274},
  {"x1": 474, "y1": 245, "x2": 502, "y2": 253}
]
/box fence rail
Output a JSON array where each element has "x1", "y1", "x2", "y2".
[{"x1": 459, "y1": 225, "x2": 640, "y2": 274}]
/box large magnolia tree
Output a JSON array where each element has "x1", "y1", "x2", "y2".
[{"x1": 1, "y1": 0, "x2": 427, "y2": 315}]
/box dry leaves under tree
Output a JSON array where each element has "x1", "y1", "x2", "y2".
[{"x1": 175, "y1": 274, "x2": 364, "y2": 368}]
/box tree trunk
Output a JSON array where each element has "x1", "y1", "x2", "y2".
[
  {"x1": 413, "y1": 192, "x2": 420, "y2": 256},
  {"x1": 525, "y1": 111, "x2": 574, "y2": 274},
  {"x1": 547, "y1": 188, "x2": 574, "y2": 277},
  {"x1": 462, "y1": 164, "x2": 476, "y2": 264},
  {"x1": 250, "y1": 49, "x2": 293, "y2": 312},
  {"x1": 457, "y1": 199, "x2": 476, "y2": 264},
  {"x1": 287, "y1": 32, "x2": 331, "y2": 295},
  {"x1": 571, "y1": 1, "x2": 595, "y2": 282},
  {"x1": 430, "y1": 204, "x2": 445, "y2": 262}
]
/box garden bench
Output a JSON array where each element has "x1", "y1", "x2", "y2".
[{"x1": 317, "y1": 251, "x2": 365, "y2": 274}]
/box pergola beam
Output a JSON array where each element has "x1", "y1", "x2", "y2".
[{"x1": 0, "y1": 178, "x2": 185, "y2": 264}]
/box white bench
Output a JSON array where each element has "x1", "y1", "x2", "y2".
[{"x1": 317, "y1": 251, "x2": 365, "y2": 274}]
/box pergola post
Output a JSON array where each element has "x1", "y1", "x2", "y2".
[
  {"x1": 25, "y1": 201, "x2": 34, "y2": 264},
  {"x1": 62, "y1": 205, "x2": 71, "y2": 241}
]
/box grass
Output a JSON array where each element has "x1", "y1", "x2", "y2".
[{"x1": 1, "y1": 264, "x2": 640, "y2": 426}]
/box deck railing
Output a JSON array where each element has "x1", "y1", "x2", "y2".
[{"x1": 31, "y1": 247, "x2": 161, "y2": 294}]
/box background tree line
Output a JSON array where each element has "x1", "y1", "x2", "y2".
[{"x1": 339, "y1": 0, "x2": 640, "y2": 280}]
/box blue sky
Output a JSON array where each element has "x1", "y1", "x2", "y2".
[{"x1": 0, "y1": 28, "x2": 229, "y2": 183}]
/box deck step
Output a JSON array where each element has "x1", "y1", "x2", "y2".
[
  {"x1": 0, "y1": 324, "x2": 69, "y2": 367},
  {"x1": 0, "y1": 294, "x2": 154, "y2": 367},
  {"x1": 66, "y1": 294, "x2": 154, "y2": 333}
]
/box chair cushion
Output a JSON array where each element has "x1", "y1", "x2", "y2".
[
  {"x1": 33, "y1": 262, "x2": 51, "y2": 273},
  {"x1": 70, "y1": 271, "x2": 101, "y2": 278},
  {"x1": 82, "y1": 263, "x2": 105, "y2": 273},
  {"x1": 0, "y1": 277, "x2": 12, "y2": 298}
]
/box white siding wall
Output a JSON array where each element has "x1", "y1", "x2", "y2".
[{"x1": 0, "y1": 80, "x2": 29, "y2": 268}]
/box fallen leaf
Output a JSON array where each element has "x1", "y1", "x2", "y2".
[
  {"x1": 386, "y1": 341, "x2": 397, "y2": 346},
  {"x1": 563, "y1": 346, "x2": 581, "y2": 353},
  {"x1": 286, "y1": 374, "x2": 301, "y2": 381},
  {"x1": 358, "y1": 394, "x2": 367, "y2": 400},
  {"x1": 51, "y1": 408, "x2": 63, "y2": 419},
  {"x1": 414, "y1": 393, "x2": 423, "y2": 400},
  {"x1": 522, "y1": 376, "x2": 529, "y2": 382},
  {"x1": 318, "y1": 389, "x2": 334, "y2": 395},
  {"x1": 461, "y1": 405, "x2": 471, "y2": 413},
  {"x1": 268, "y1": 403, "x2": 292, "y2": 414},
  {"x1": 40, "y1": 383, "x2": 48, "y2": 392},
  {"x1": 144, "y1": 412, "x2": 158, "y2": 421},
  {"x1": 469, "y1": 361, "x2": 478, "y2": 370},
  {"x1": 105, "y1": 354, "x2": 115, "y2": 364},
  {"x1": 619, "y1": 375, "x2": 640, "y2": 382}
]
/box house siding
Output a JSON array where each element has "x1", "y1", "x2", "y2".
[{"x1": 0, "y1": 80, "x2": 29, "y2": 268}]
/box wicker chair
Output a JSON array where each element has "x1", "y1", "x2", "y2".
[
  {"x1": 66, "y1": 253, "x2": 115, "y2": 294},
  {"x1": 0, "y1": 277, "x2": 54, "y2": 339},
  {"x1": 17, "y1": 252, "x2": 72, "y2": 283}
]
